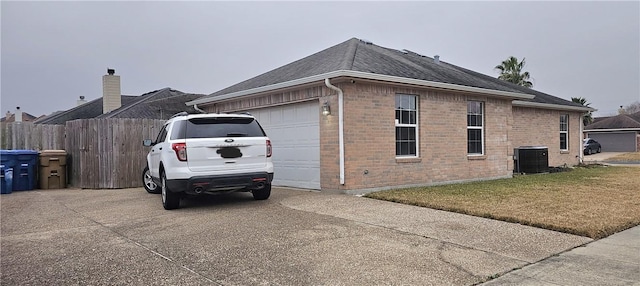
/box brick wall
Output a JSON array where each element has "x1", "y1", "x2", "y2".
[
  {"x1": 320, "y1": 81, "x2": 513, "y2": 191},
  {"x1": 511, "y1": 106, "x2": 582, "y2": 167}
]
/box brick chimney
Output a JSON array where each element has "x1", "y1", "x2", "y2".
[
  {"x1": 102, "y1": 68, "x2": 121, "y2": 114},
  {"x1": 15, "y1": 107, "x2": 22, "y2": 122}
]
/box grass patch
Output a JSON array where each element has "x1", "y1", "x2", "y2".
[
  {"x1": 365, "y1": 166, "x2": 640, "y2": 239},
  {"x1": 606, "y1": 152, "x2": 640, "y2": 162}
]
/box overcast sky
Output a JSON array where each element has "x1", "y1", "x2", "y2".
[{"x1": 2, "y1": 1, "x2": 639, "y2": 118}]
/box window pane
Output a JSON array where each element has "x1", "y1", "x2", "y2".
[
  {"x1": 467, "y1": 102, "x2": 483, "y2": 127},
  {"x1": 396, "y1": 127, "x2": 416, "y2": 156},
  {"x1": 560, "y1": 115, "x2": 568, "y2": 131},
  {"x1": 467, "y1": 101, "x2": 483, "y2": 115},
  {"x1": 560, "y1": 133, "x2": 567, "y2": 150},
  {"x1": 467, "y1": 114, "x2": 482, "y2": 127},
  {"x1": 468, "y1": 129, "x2": 482, "y2": 154}
]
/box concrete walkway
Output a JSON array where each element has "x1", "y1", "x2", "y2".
[{"x1": 482, "y1": 225, "x2": 640, "y2": 285}]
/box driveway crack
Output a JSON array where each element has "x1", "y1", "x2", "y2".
[{"x1": 58, "y1": 201, "x2": 224, "y2": 286}]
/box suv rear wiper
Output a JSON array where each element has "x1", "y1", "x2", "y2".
[{"x1": 226, "y1": 133, "x2": 248, "y2": 137}]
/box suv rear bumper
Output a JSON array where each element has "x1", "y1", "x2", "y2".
[{"x1": 165, "y1": 172, "x2": 274, "y2": 194}]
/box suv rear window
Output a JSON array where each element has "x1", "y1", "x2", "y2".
[{"x1": 170, "y1": 117, "x2": 266, "y2": 139}]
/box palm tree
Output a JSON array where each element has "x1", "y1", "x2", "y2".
[
  {"x1": 495, "y1": 56, "x2": 533, "y2": 88},
  {"x1": 572, "y1": 97, "x2": 593, "y2": 126}
]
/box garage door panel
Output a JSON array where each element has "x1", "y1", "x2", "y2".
[
  {"x1": 249, "y1": 101, "x2": 320, "y2": 189},
  {"x1": 589, "y1": 132, "x2": 636, "y2": 152}
]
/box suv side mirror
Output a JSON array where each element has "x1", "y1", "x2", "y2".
[{"x1": 143, "y1": 139, "x2": 154, "y2": 147}]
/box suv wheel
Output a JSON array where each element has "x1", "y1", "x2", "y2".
[
  {"x1": 161, "y1": 171, "x2": 180, "y2": 210},
  {"x1": 597, "y1": 147, "x2": 601, "y2": 153},
  {"x1": 252, "y1": 184, "x2": 271, "y2": 200},
  {"x1": 142, "y1": 166, "x2": 160, "y2": 194}
]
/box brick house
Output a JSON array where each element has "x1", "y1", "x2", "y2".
[{"x1": 187, "y1": 38, "x2": 592, "y2": 193}]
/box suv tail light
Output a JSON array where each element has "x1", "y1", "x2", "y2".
[
  {"x1": 172, "y1": 143, "x2": 187, "y2": 161},
  {"x1": 266, "y1": 139, "x2": 272, "y2": 158}
]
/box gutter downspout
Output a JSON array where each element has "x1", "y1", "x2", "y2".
[
  {"x1": 579, "y1": 113, "x2": 585, "y2": 164},
  {"x1": 324, "y1": 78, "x2": 345, "y2": 185},
  {"x1": 193, "y1": 104, "x2": 206, "y2": 114}
]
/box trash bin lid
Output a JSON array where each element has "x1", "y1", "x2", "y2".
[
  {"x1": 39, "y1": 150, "x2": 67, "y2": 155},
  {"x1": 12, "y1": 150, "x2": 39, "y2": 155},
  {"x1": 2, "y1": 150, "x2": 39, "y2": 156}
]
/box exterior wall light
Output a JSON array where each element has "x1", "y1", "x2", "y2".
[{"x1": 322, "y1": 101, "x2": 331, "y2": 116}]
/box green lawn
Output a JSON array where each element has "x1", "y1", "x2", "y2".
[{"x1": 366, "y1": 166, "x2": 640, "y2": 239}]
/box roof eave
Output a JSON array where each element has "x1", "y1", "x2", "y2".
[
  {"x1": 186, "y1": 70, "x2": 534, "y2": 106},
  {"x1": 513, "y1": 100, "x2": 596, "y2": 112},
  {"x1": 584, "y1": 128, "x2": 640, "y2": 132}
]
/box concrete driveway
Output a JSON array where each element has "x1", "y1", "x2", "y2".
[
  {"x1": 1, "y1": 187, "x2": 590, "y2": 285},
  {"x1": 582, "y1": 152, "x2": 625, "y2": 163}
]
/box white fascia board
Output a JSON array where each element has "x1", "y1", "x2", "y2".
[
  {"x1": 584, "y1": 128, "x2": 640, "y2": 132},
  {"x1": 186, "y1": 70, "x2": 535, "y2": 106},
  {"x1": 513, "y1": 100, "x2": 596, "y2": 112}
]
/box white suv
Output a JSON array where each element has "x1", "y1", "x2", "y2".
[{"x1": 142, "y1": 112, "x2": 274, "y2": 210}]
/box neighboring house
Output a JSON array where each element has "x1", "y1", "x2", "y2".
[
  {"x1": 1, "y1": 108, "x2": 42, "y2": 122},
  {"x1": 186, "y1": 38, "x2": 592, "y2": 193},
  {"x1": 35, "y1": 69, "x2": 204, "y2": 125},
  {"x1": 584, "y1": 111, "x2": 640, "y2": 152}
]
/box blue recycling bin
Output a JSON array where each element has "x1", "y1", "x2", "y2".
[
  {"x1": 1, "y1": 150, "x2": 39, "y2": 191},
  {"x1": 1, "y1": 166, "x2": 13, "y2": 194},
  {"x1": 1, "y1": 150, "x2": 16, "y2": 194}
]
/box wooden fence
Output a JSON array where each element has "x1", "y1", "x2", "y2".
[
  {"x1": 1, "y1": 119, "x2": 164, "y2": 189},
  {"x1": 1, "y1": 122, "x2": 65, "y2": 150}
]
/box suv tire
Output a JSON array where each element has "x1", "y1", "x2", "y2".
[
  {"x1": 252, "y1": 184, "x2": 271, "y2": 200},
  {"x1": 142, "y1": 166, "x2": 161, "y2": 194},
  {"x1": 161, "y1": 171, "x2": 181, "y2": 210}
]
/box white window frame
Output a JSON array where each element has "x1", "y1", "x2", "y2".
[
  {"x1": 560, "y1": 114, "x2": 569, "y2": 151},
  {"x1": 467, "y1": 101, "x2": 484, "y2": 156},
  {"x1": 395, "y1": 94, "x2": 419, "y2": 158}
]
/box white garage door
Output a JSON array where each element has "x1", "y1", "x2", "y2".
[{"x1": 249, "y1": 101, "x2": 320, "y2": 189}]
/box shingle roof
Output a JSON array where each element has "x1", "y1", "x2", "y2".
[
  {"x1": 35, "y1": 88, "x2": 206, "y2": 125},
  {"x1": 1, "y1": 112, "x2": 41, "y2": 122},
  {"x1": 34, "y1": 96, "x2": 142, "y2": 124},
  {"x1": 585, "y1": 111, "x2": 640, "y2": 130},
  {"x1": 97, "y1": 88, "x2": 204, "y2": 120},
  {"x1": 203, "y1": 38, "x2": 583, "y2": 108}
]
